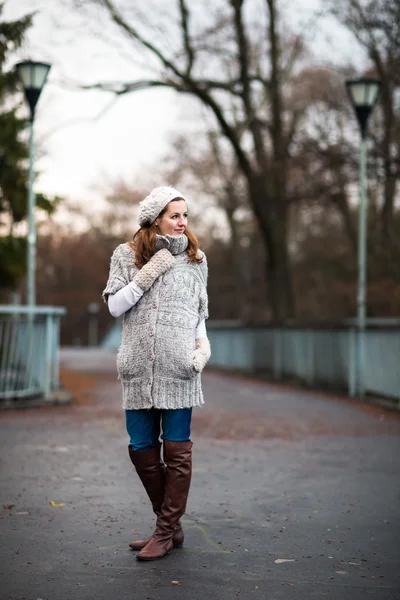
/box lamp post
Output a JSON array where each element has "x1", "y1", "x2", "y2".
[
  {"x1": 15, "y1": 61, "x2": 51, "y2": 306},
  {"x1": 345, "y1": 78, "x2": 381, "y2": 396}
]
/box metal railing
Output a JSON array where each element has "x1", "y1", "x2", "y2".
[
  {"x1": 207, "y1": 323, "x2": 400, "y2": 403},
  {"x1": 101, "y1": 319, "x2": 400, "y2": 403},
  {"x1": 0, "y1": 306, "x2": 66, "y2": 401}
]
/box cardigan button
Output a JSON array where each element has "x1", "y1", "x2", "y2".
[{"x1": 152, "y1": 303, "x2": 157, "y2": 309}]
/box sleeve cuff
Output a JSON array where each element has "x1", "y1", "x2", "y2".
[
  {"x1": 129, "y1": 280, "x2": 145, "y2": 296},
  {"x1": 195, "y1": 319, "x2": 207, "y2": 339}
]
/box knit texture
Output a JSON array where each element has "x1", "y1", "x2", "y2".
[
  {"x1": 155, "y1": 233, "x2": 188, "y2": 254},
  {"x1": 138, "y1": 186, "x2": 185, "y2": 226},
  {"x1": 192, "y1": 337, "x2": 211, "y2": 373},
  {"x1": 102, "y1": 239, "x2": 209, "y2": 410},
  {"x1": 134, "y1": 248, "x2": 175, "y2": 292}
]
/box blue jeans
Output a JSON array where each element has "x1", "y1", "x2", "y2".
[{"x1": 126, "y1": 408, "x2": 192, "y2": 451}]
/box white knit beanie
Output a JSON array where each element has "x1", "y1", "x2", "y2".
[{"x1": 138, "y1": 186, "x2": 186, "y2": 227}]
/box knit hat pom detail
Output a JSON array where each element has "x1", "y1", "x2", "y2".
[{"x1": 138, "y1": 186, "x2": 186, "y2": 227}]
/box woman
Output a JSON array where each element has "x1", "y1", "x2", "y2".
[{"x1": 102, "y1": 186, "x2": 211, "y2": 561}]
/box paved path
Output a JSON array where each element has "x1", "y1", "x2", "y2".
[{"x1": 1, "y1": 348, "x2": 399, "y2": 600}]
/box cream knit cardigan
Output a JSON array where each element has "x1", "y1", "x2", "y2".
[{"x1": 102, "y1": 238, "x2": 209, "y2": 410}]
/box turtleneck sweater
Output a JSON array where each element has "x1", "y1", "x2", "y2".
[
  {"x1": 154, "y1": 233, "x2": 188, "y2": 254},
  {"x1": 107, "y1": 235, "x2": 207, "y2": 338}
]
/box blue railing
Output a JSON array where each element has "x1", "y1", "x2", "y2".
[
  {"x1": 207, "y1": 322, "x2": 400, "y2": 402},
  {"x1": 0, "y1": 306, "x2": 66, "y2": 401},
  {"x1": 100, "y1": 319, "x2": 400, "y2": 403}
]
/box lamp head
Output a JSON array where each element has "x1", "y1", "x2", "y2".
[
  {"x1": 15, "y1": 61, "x2": 51, "y2": 121},
  {"x1": 345, "y1": 78, "x2": 381, "y2": 139}
]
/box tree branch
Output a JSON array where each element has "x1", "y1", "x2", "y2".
[
  {"x1": 285, "y1": 109, "x2": 304, "y2": 151},
  {"x1": 195, "y1": 78, "x2": 243, "y2": 95},
  {"x1": 82, "y1": 76, "x2": 243, "y2": 96},
  {"x1": 178, "y1": 0, "x2": 194, "y2": 75},
  {"x1": 266, "y1": 0, "x2": 286, "y2": 190},
  {"x1": 99, "y1": 0, "x2": 185, "y2": 81},
  {"x1": 191, "y1": 85, "x2": 253, "y2": 182},
  {"x1": 89, "y1": 2, "x2": 254, "y2": 184},
  {"x1": 231, "y1": 0, "x2": 267, "y2": 168},
  {"x1": 81, "y1": 79, "x2": 175, "y2": 94}
]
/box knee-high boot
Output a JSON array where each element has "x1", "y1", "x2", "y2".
[
  {"x1": 127, "y1": 446, "x2": 184, "y2": 551},
  {"x1": 136, "y1": 440, "x2": 192, "y2": 561}
]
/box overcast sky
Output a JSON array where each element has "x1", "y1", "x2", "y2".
[{"x1": 5, "y1": 0, "x2": 366, "y2": 206}]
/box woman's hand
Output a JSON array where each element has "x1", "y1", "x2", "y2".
[
  {"x1": 134, "y1": 249, "x2": 175, "y2": 292},
  {"x1": 192, "y1": 337, "x2": 211, "y2": 373}
]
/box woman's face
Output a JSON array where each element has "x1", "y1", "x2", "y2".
[{"x1": 156, "y1": 199, "x2": 188, "y2": 237}]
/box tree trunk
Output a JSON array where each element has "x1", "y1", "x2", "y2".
[
  {"x1": 249, "y1": 175, "x2": 295, "y2": 321},
  {"x1": 380, "y1": 79, "x2": 397, "y2": 246},
  {"x1": 264, "y1": 212, "x2": 294, "y2": 322},
  {"x1": 381, "y1": 171, "x2": 397, "y2": 244},
  {"x1": 333, "y1": 190, "x2": 357, "y2": 255},
  {"x1": 225, "y1": 203, "x2": 245, "y2": 319}
]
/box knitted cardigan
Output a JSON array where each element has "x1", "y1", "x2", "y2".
[{"x1": 102, "y1": 237, "x2": 209, "y2": 410}]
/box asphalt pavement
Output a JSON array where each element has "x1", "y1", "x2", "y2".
[{"x1": 1, "y1": 348, "x2": 399, "y2": 600}]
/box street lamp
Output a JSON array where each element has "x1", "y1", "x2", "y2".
[
  {"x1": 345, "y1": 78, "x2": 381, "y2": 396},
  {"x1": 15, "y1": 61, "x2": 51, "y2": 306}
]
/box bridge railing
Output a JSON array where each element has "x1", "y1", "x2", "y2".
[
  {"x1": 207, "y1": 322, "x2": 400, "y2": 403},
  {"x1": 100, "y1": 319, "x2": 400, "y2": 404},
  {"x1": 0, "y1": 306, "x2": 66, "y2": 401}
]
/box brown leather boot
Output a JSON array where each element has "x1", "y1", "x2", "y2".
[
  {"x1": 129, "y1": 523, "x2": 184, "y2": 551},
  {"x1": 127, "y1": 446, "x2": 184, "y2": 551},
  {"x1": 137, "y1": 440, "x2": 193, "y2": 561}
]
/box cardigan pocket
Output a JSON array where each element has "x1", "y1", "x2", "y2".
[
  {"x1": 116, "y1": 346, "x2": 147, "y2": 380},
  {"x1": 155, "y1": 325, "x2": 197, "y2": 381},
  {"x1": 116, "y1": 322, "x2": 149, "y2": 379},
  {"x1": 156, "y1": 347, "x2": 197, "y2": 381},
  {"x1": 184, "y1": 351, "x2": 198, "y2": 379}
]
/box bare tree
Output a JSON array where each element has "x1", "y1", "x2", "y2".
[
  {"x1": 328, "y1": 0, "x2": 400, "y2": 245},
  {"x1": 163, "y1": 126, "x2": 255, "y2": 319},
  {"x1": 288, "y1": 65, "x2": 360, "y2": 255},
  {"x1": 72, "y1": 0, "x2": 316, "y2": 320}
]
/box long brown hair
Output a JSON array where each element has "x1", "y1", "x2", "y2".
[{"x1": 129, "y1": 200, "x2": 203, "y2": 269}]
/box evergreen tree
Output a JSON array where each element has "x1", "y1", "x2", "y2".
[{"x1": 0, "y1": 2, "x2": 57, "y2": 295}]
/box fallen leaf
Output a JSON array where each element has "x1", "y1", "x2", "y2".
[
  {"x1": 49, "y1": 501, "x2": 65, "y2": 507},
  {"x1": 275, "y1": 559, "x2": 295, "y2": 564}
]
